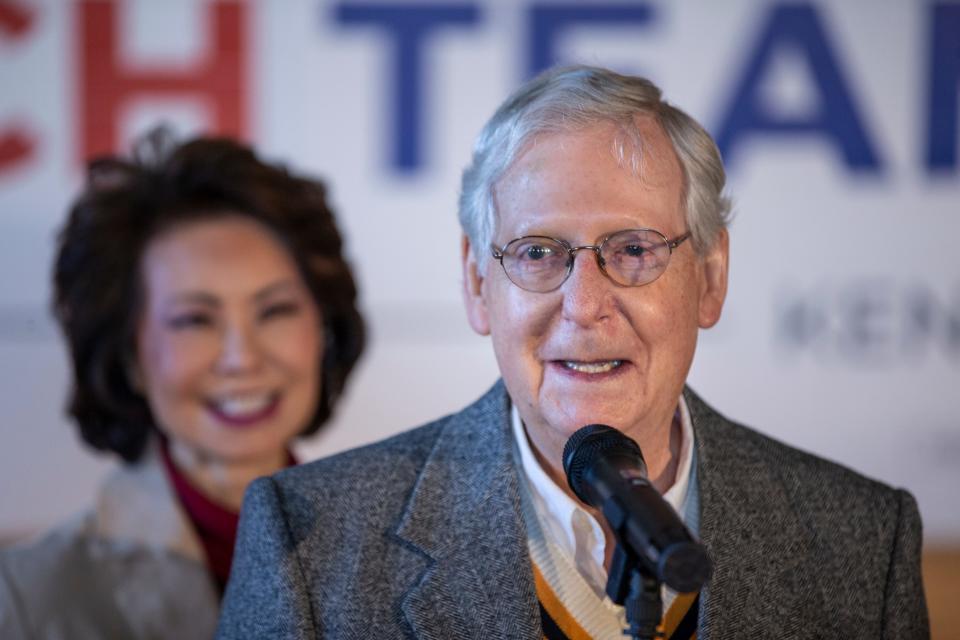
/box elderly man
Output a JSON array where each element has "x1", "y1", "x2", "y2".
[{"x1": 217, "y1": 66, "x2": 928, "y2": 639}]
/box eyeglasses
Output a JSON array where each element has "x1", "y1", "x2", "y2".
[{"x1": 491, "y1": 228, "x2": 691, "y2": 293}]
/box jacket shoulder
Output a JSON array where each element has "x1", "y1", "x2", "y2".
[
  {"x1": 0, "y1": 518, "x2": 135, "y2": 638},
  {"x1": 272, "y1": 380, "x2": 510, "y2": 506},
  {"x1": 2, "y1": 515, "x2": 98, "y2": 600},
  {"x1": 685, "y1": 387, "x2": 927, "y2": 636},
  {"x1": 2, "y1": 506, "x2": 218, "y2": 639},
  {"x1": 277, "y1": 415, "x2": 449, "y2": 496},
  {"x1": 686, "y1": 386, "x2": 922, "y2": 570},
  {"x1": 685, "y1": 386, "x2": 905, "y2": 500},
  {"x1": 253, "y1": 411, "x2": 464, "y2": 554}
]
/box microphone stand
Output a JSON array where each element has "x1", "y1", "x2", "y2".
[{"x1": 603, "y1": 505, "x2": 664, "y2": 640}]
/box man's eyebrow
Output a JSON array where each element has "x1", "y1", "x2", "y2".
[{"x1": 504, "y1": 222, "x2": 561, "y2": 239}]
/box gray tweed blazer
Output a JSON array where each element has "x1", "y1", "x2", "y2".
[{"x1": 217, "y1": 382, "x2": 928, "y2": 639}]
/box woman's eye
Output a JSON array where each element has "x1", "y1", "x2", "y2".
[
  {"x1": 167, "y1": 313, "x2": 213, "y2": 330},
  {"x1": 624, "y1": 244, "x2": 646, "y2": 257},
  {"x1": 261, "y1": 302, "x2": 301, "y2": 320}
]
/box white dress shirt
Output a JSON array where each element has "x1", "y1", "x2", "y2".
[{"x1": 511, "y1": 398, "x2": 698, "y2": 637}]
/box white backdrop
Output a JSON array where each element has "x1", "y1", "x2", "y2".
[{"x1": 1, "y1": 0, "x2": 958, "y2": 542}]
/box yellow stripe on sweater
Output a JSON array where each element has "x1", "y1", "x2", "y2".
[
  {"x1": 532, "y1": 562, "x2": 595, "y2": 640},
  {"x1": 661, "y1": 591, "x2": 697, "y2": 638}
]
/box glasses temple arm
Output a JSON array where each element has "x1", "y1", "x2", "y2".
[{"x1": 668, "y1": 232, "x2": 692, "y2": 249}]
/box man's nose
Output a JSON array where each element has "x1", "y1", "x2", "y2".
[{"x1": 560, "y1": 248, "x2": 613, "y2": 325}]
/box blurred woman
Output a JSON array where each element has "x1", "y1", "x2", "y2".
[{"x1": 0, "y1": 131, "x2": 364, "y2": 639}]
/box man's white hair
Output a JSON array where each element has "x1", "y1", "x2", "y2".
[{"x1": 458, "y1": 65, "x2": 732, "y2": 266}]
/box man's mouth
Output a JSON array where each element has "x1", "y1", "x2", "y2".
[{"x1": 560, "y1": 360, "x2": 624, "y2": 374}]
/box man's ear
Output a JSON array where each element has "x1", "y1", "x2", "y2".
[
  {"x1": 461, "y1": 234, "x2": 491, "y2": 336},
  {"x1": 698, "y1": 228, "x2": 729, "y2": 329}
]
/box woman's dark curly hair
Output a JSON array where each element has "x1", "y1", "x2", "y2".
[{"x1": 53, "y1": 129, "x2": 365, "y2": 463}]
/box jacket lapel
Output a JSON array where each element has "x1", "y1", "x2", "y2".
[
  {"x1": 91, "y1": 445, "x2": 220, "y2": 638},
  {"x1": 391, "y1": 382, "x2": 541, "y2": 640},
  {"x1": 686, "y1": 388, "x2": 834, "y2": 639}
]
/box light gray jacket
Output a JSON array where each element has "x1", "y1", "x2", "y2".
[
  {"x1": 0, "y1": 447, "x2": 220, "y2": 640},
  {"x1": 217, "y1": 382, "x2": 928, "y2": 639}
]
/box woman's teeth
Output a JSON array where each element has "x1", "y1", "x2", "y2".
[
  {"x1": 562, "y1": 360, "x2": 623, "y2": 374},
  {"x1": 213, "y1": 394, "x2": 273, "y2": 417}
]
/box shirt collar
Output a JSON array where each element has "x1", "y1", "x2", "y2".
[{"x1": 93, "y1": 440, "x2": 206, "y2": 562}]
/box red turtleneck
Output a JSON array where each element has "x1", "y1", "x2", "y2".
[{"x1": 159, "y1": 441, "x2": 295, "y2": 594}]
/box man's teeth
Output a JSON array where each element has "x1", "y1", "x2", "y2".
[
  {"x1": 214, "y1": 394, "x2": 273, "y2": 417},
  {"x1": 562, "y1": 360, "x2": 623, "y2": 374}
]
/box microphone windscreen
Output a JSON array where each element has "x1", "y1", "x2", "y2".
[{"x1": 562, "y1": 424, "x2": 645, "y2": 505}]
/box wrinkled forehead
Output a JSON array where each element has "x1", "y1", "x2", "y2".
[
  {"x1": 498, "y1": 116, "x2": 679, "y2": 187},
  {"x1": 491, "y1": 118, "x2": 685, "y2": 232}
]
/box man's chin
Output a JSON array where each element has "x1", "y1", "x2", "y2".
[
  {"x1": 541, "y1": 404, "x2": 630, "y2": 439},
  {"x1": 542, "y1": 383, "x2": 639, "y2": 421}
]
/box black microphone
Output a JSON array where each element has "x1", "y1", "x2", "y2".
[{"x1": 562, "y1": 424, "x2": 712, "y2": 593}]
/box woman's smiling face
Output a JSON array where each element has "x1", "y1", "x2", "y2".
[{"x1": 134, "y1": 215, "x2": 323, "y2": 467}]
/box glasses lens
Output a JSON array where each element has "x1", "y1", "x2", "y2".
[
  {"x1": 501, "y1": 237, "x2": 569, "y2": 292},
  {"x1": 601, "y1": 229, "x2": 670, "y2": 286}
]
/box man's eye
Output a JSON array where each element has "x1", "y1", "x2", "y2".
[
  {"x1": 523, "y1": 245, "x2": 552, "y2": 260},
  {"x1": 624, "y1": 244, "x2": 646, "y2": 257}
]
